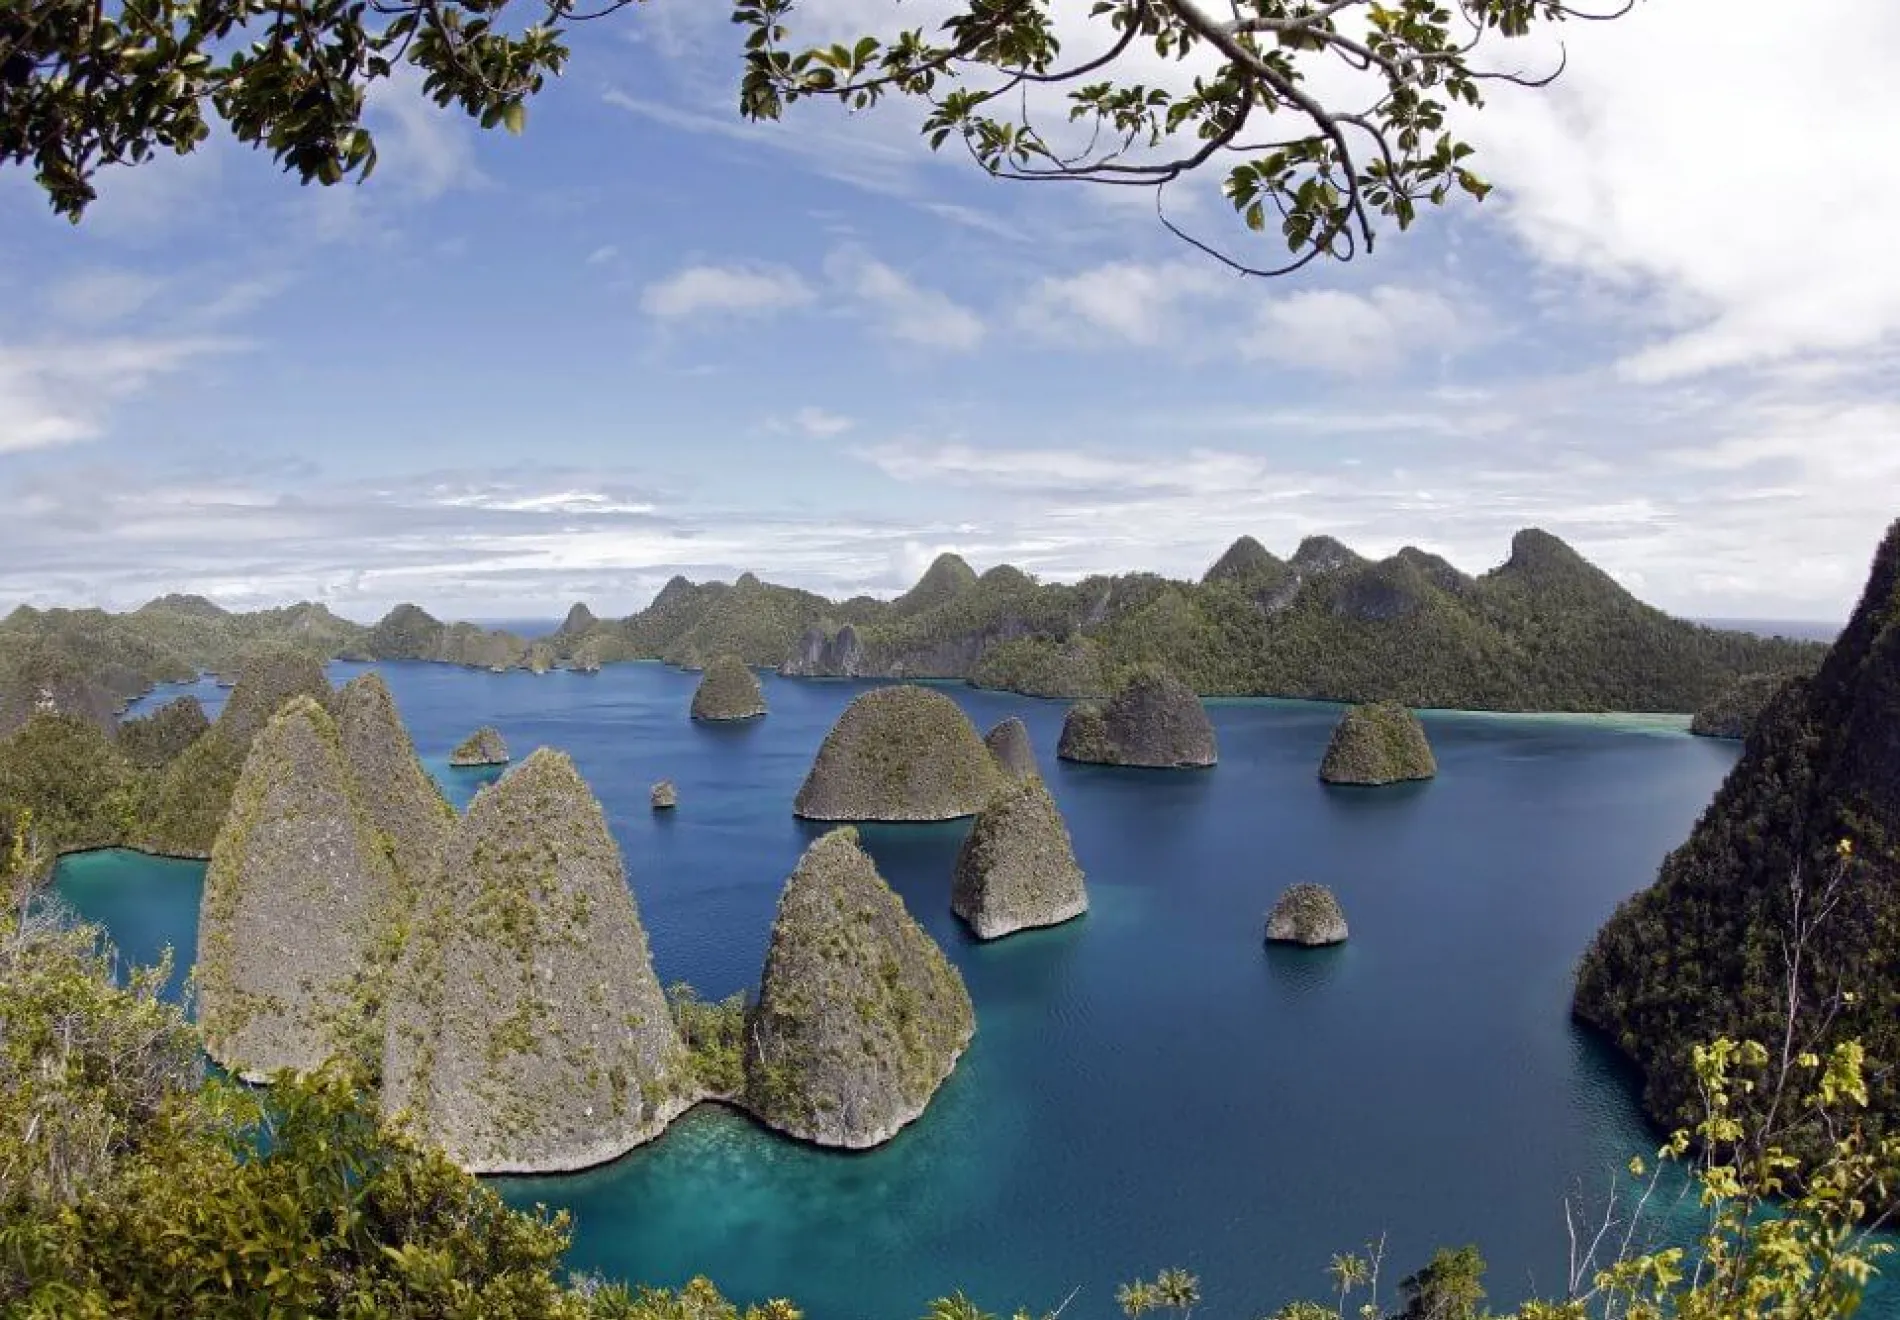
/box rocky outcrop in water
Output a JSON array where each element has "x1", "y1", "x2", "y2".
[
  {"x1": 335, "y1": 673, "x2": 454, "y2": 884},
  {"x1": 382, "y1": 749, "x2": 695, "y2": 1173},
  {"x1": 793, "y1": 685, "x2": 1005, "y2": 821},
  {"x1": 691, "y1": 654, "x2": 767, "y2": 720},
  {"x1": 983, "y1": 717, "x2": 1036, "y2": 779},
  {"x1": 1689, "y1": 672, "x2": 1793, "y2": 741},
  {"x1": 1573, "y1": 519, "x2": 1900, "y2": 1155},
  {"x1": 448, "y1": 726, "x2": 509, "y2": 767},
  {"x1": 651, "y1": 779, "x2": 678, "y2": 810},
  {"x1": 951, "y1": 776, "x2": 1088, "y2": 939},
  {"x1": 195, "y1": 696, "x2": 397, "y2": 1080},
  {"x1": 1318, "y1": 702, "x2": 1437, "y2": 785},
  {"x1": 116, "y1": 695, "x2": 209, "y2": 768},
  {"x1": 743, "y1": 828, "x2": 974, "y2": 1148},
  {"x1": 1264, "y1": 884, "x2": 1348, "y2": 946},
  {"x1": 1057, "y1": 668, "x2": 1217, "y2": 768}
]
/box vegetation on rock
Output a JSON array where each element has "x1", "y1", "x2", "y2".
[
  {"x1": 0, "y1": 716, "x2": 142, "y2": 864},
  {"x1": 744, "y1": 829, "x2": 973, "y2": 1148},
  {"x1": 983, "y1": 717, "x2": 1036, "y2": 780},
  {"x1": 1318, "y1": 703, "x2": 1437, "y2": 786},
  {"x1": 667, "y1": 983, "x2": 747, "y2": 1099},
  {"x1": 449, "y1": 725, "x2": 511, "y2": 766},
  {"x1": 951, "y1": 777, "x2": 1088, "y2": 940},
  {"x1": 1690, "y1": 671, "x2": 1801, "y2": 740},
  {"x1": 196, "y1": 695, "x2": 399, "y2": 1080},
  {"x1": 1574, "y1": 518, "x2": 1900, "y2": 1160},
  {"x1": 382, "y1": 748, "x2": 694, "y2": 1173},
  {"x1": 1058, "y1": 667, "x2": 1217, "y2": 769},
  {"x1": 1265, "y1": 884, "x2": 1349, "y2": 946},
  {"x1": 334, "y1": 673, "x2": 456, "y2": 888},
  {"x1": 116, "y1": 696, "x2": 209, "y2": 769},
  {"x1": 0, "y1": 641, "x2": 118, "y2": 738},
  {"x1": 691, "y1": 654, "x2": 768, "y2": 721},
  {"x1": 793, "y1": 685, "x2": 1005, "y2": 821}
]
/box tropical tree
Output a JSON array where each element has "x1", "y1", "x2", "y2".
[{"x1": 3, "y1": 0, "x2": 1639, "y2": 278}]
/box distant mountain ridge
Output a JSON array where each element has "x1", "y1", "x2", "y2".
[{"x1": 0, "y1": 529, "x2": 1829, "y2": 717}]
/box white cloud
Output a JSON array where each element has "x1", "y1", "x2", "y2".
[
  {"x1": 1019, "y1": 260, "x2": 1230, "y2": 346},
  {"x1": 1471, "y1": 0, "x2": 1900, "y2": 379},
  {"x1": 0, "y1": 337, "x2": 245, "y2": 454},
  {"x1": 792, "y1": 406, "x2": 856, "y2": 438},
  {"x1": 41, "y1": 269, "x2": 169, "y2": 326},
  {"x1": 640, "y1": 263, "x2": 816, "y2": 320},
  {"x1": 825, "y1": 248, "x2": 984, "y2": 351},
  {"x1": 1241, "y1": 286, "x2": 1474, "y2": 376},
  {"x1": 367, "y1": 67, "x2": 488, "y2": 200},
  {"x1": 585, "y1": 245, "x2": 620, "y2": 266}
]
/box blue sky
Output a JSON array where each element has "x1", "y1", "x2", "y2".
[{"x1": 2, "y1": 0, "x2": 1896, "y2": 623}]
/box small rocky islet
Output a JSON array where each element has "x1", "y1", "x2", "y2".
[
  {"x1": 983, "y1": 716, "x2": 1036, "y2": 779},
  {"x1": 448, "y1": 725, "x2": 510, "y2": 767},
  {"x1": 951, "y1": 775, "x2": 1088, "y2": 940},
  {"x1": 1318, "y1": 702, "x2": 1437, "y2": 785},
  {"x1": 794, "y1": 683, "x2": 1006, "y2": 821},
  {"x1": 691, "y1": 653, "x2": 768, "y2": 720},
  {"x1": 1057, "y1": 667, "x2": 1218, "y2": 769},
  {"x1": 1264, "y1": 883, "x2": 1349, "y2": 947}
]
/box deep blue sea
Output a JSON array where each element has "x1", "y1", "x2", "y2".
[{"x1": 57, "y1": 662, "x2": 1889, "y2": 1320}]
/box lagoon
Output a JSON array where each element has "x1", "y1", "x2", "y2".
[{"x1": 62, "y1": 660, "x2": 1795, "y2": 1319}]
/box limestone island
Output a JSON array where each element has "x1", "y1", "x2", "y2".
[
  {"x1": 382, "y1": 749, "x2": 696, "y2": 1174},
  {"x1": 793, "y1": 684, "x2": 1005, "y2": 821},
  {"x1": 1056, "y1": 667, "x2": 1217, "y2": 769},
  {"x1": 651, "y1": 779, "x2": 678, "y2": 810},
  {"x1": 951, "y1": 776, "x2": 1088, "y2": 939},
  {"x1": 448, "y1": 725, "x2": 509, "y2": 767},
  {"x1": 1264, "y1": 883, "x2": 1349, "y2": 946},
  {"x1": 1318, "y1": 702, "x2": 1437, "y2": 785},
  {"x1": 743, "y1": 828, "x2": 974, "y2": 1148},
  {"x1": 1689, "y1": 672, "x2": 1791, "y2": 740},
  {"x1": 196, "y1": 695, "x2": 400, "y2": 1080},
  {"x1": 691, "y1": 653, "x2": 768, "y2": 721},
  {"x1": 983, "y1": 716, "x2": 1036, "y2": 779}
]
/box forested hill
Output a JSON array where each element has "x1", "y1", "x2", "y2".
[
  {"x1": 555, "y1": 529, "x2": 1825, "y2": 713},
  {"x1": 0, "y1": 528, "x2": 1826, "y2": 720}
]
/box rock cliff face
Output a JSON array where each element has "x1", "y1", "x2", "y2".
[
  {"x1": 691, "y1": 654, "x2": 768, "y2": 720},
  {"x1": 382, "y1": 749, "x2": 695, "y2": 1173},
  {"x1": 334, "y1": 673, "x2": 454, "y2": 885},
  {"x1": 983, "y1": 716, "x2": 1036, "y2": 779},
  {"x1": 1264, "y1": 884, "x2": 1349, "y2": 946},
  {"x1": 195, "y1": 696, "x2": 398, "y2": 1080},
  {"x1": 1574, "y1": 518, "x2": 1900, "y2": 1149},
  {"x1": 117, "y1": 695, "x2": 209, "y2": 768},
  {"x1": 0, "y1": 644, "x2": 118, "y2": 739},
  {"x1": 1056, "y1": 668, "x2": 1217, "y2": 768},
  {"x1": 794, "y1": 685, "x2": 1005, "y2": 821},
  {"x1": 743, "y1": 829, "x2": 974, "y2": 1147},
  {"x1": 1689, "y1": 672, "x2": 1793, "y2": 740},
  {"x1": 951, "y1": 776, "x2": 1088, "y2": 939},
  {"x1": 781, "y1": 624, "x2": 868, "y2": 678},
  {"x1": 1318, "y1": 702, "x2": 1437, "y2": 785},
  {"x1": 448, "y1": 726, "x2": 509, "y2": 766}
]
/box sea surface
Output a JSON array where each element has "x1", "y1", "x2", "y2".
[{"x1": 59, "y1": 663, "x2": 1891, "y2": 1320}]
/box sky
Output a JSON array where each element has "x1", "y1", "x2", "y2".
[{"x1": 2, "y1": 0, "x2": 1896, "y2": 624}]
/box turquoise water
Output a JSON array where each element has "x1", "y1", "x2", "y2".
[{"x1": 64, "y1": 662, "x2": 1876, "y2": 1319}]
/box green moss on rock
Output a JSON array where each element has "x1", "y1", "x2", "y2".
[
  {"x1": 195, "y1": 696, "x2": 398, "y2": 1080},
  {"x1": 448, "y1": 726, "x2": 509, "y2": 767},
  {"x1": 743, "y1": 828, "x2": 974, "y2": 1147},
  {"x1": 1264, "y1": 883, "x2": 1348, "y2": 946},
  {"x1": 1318, "y1": 702, "x2": 1437, "y2": 785},
  {"x1": 983, "y1": 717, "x2": 1036, "y2": 779},
  {"x1": 381, "y1": 748, "x2": 695, "y2": 1173},
  {"x1": 793, "y1": 685, "x2": 1005, "y2": 821},
  {"x1": 1056, "y1": 667, "x2": 1216, "y2": 768},
  {"x1": 951, "y1": 776, "x2": 1087, "y2": 939},
  {"x1": 691, "y1": 654, "x2": 767, "y2": 721}
]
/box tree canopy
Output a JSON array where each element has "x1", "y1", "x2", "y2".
[{"x1": 3, "y1": 0, "x2": 1637, "y2": 273}]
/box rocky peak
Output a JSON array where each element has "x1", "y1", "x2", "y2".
[
  {"x1": 334, "y1": 672, "x2": 453, "y2": 885},
  {"x1": 891, "y1": 553, "x2": 979, "y2": 617},
  {"x1": 1290, "y1": 535, "x2": 1365, "y2": 575},
  {"x1": 560, "y1": 602, "x2": 597, "y2": 635},
  {"x1": 1203, "y1": 535, "x2": 1288, "y2": 585}
]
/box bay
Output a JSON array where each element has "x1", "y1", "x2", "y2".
[{"x1": 64, "y1": 660, "x2": 1870, "y2": 1320}]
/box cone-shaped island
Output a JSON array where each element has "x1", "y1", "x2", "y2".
[{"x1": 794, "y1": 684, "x2": 1004, "y2": 820}]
